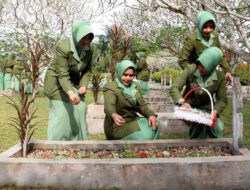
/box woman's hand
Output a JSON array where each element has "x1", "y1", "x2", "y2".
[
  {"x1": 210, "y1": 110, "x2": 217, "y2": 118},
  {"x1": 78, "y1": 86, "x2": 87, "y2": 95},
  {"x1": 181, "y1": 102, "x2": 192, "y2": 109},
  {"x1": 225, "y1": 72, "x2": 233, "y2": 84},
  {"x1": 148, "y1": 115, "x2": 159, "y2": 130},
  {"x1": 111, "y1": 113, "x2": 125, "y2": 126},
  {"x1": 68, "y1": 91, "x2": 80, "y2": 105}
]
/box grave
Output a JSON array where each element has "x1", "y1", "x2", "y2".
[
  {"x1": 0, "y1": 138, "x2": 250, "y2": 189},
  {"x1": 0, "y1": 78, "x2": 248, "y2": 189}
]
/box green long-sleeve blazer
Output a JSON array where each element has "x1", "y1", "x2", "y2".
[
  {"x1": 170, "y1": 64, "x2": 227, "y2": 114},
  {"x1": 136, "y1": 58, "x2": 150, "y2": 81},
  {"x1": 103, "y1": 81, "x2": 155, "y2": 140},
  {"x1": 179, "y1": 32, "x2": 230, "y2": 74},
  {"x1": 44, "y1": 39, "x2": 93, "y2": 102}
]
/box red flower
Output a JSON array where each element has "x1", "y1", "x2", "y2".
[
  {"x1": 72, "y1": 153, "x2": 77, "y2": 157},
  {"x1": 43, "y1": 154, "x2": 49, "y2": 159},
  {"x1": 173, "y1": 153, "x2": 178, "y2": 157},
  {"x1": 139, "y1": 152, "x2": 148, "y2": 158},
  {"x1": 104, "y1": 155, "x2": 108, "y2": 158},
  {"x1": 133, "y1": 151, "x2": 137, "y2": 154},
  {"x1": 155, "y1": 154, "x2": 159, "y2": 158}
]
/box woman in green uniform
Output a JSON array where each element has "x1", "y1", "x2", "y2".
[
  {"x1": 135, "y1": 52, "x2": 150, "y2": 95},
  {"x1": 170, "y1": 47, "x2": 227, "y2": 139},
  {"x1": 179, "y1": 11, "x2": 233, "y2": 84},
  {"x1": 0, "y1": 55, "x2": 4, "y2": 90},
  {"x1": 44, "y1": 20, "x2": 94, "y2": 141},
  {"x1": 3, "y1": 54, "x2": 15, "y2": 90},
  {"x1": 103, "y1": 60, "x2": 161, "y2": 140},
  {"x1": 12, "y1": 57, "x2": 23, "y2": 92},
  {"x1": 21, "y1": 59, "x2": 32, "y2": 94}
]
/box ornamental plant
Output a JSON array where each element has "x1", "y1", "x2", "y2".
[
  {"x1": 5, "y1": 33, "x2": 53, "y2": 157},
  {"x1": 108, "y1": 25, "x2": 132, "y2": 81},
  {"x1": 234, "y1": 63, "x2": 250, "y2": 85},
  {"x1": 151, "y1": 68, "x2": 180, "y2": 84}
]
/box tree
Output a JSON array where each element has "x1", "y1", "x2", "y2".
[
  {"x1": 113, "y1": 0, "x2": 250, "y2": 65},
  {"x1": 0, "y1": 0, "x2": 122, "y2": 156}
]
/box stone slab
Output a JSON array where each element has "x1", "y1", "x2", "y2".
[
  {"x1": 0, "y1": 90, "x2": 18, "y2": 97},
  {"x1": 0, "y1": 139, "x2": 250, "y2": 190}
]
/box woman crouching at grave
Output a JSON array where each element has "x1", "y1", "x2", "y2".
[
  {"x1": 170, "y1": 47, "x2": 227, "y2": 139},
  {"x1": 44, "y1": 20, "x2": 94, "y2": 141},
  {"x1": 103, "y1": 60, "x2": 161, "y2": 140}
]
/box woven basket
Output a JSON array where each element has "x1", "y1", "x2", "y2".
[{"x1": 172, "y1": 87, "x2": 217, "y2": 128}]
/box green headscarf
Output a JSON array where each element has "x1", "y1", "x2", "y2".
[
  {"x1": 70, "y1": 20, "x2": 94, "y2": 63},
  {"x1": 196, "y1": 11, "x2": 216, "y2": 47},
  {"x1": 136, "y1": 52, "x2": 146, "y2": 59},
  {"x1": 197, "y1": 46, "x2": 223, "y2": 75},
  {"x1": 115, "y1": 60, "x2": 137, "y2": 101},
  {"x1": 195, "y1": 47, "x2": 223, "y2": 88}
]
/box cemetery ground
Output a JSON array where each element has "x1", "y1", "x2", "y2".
[
  {"x1": 0, "y1": 88, "x2": 250, "y2": 190},
  {"x1": 0, "y1": 88, "x2": 250, "y2": 153}
]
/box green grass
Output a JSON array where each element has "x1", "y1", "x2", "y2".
[
  {"x1": 0, "y1": 89, "x2": 104, "y2": 153},
  {"x1": 0, "y1": 91, "x2": 250, "y2": 154}
]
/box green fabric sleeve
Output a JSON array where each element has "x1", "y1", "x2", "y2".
[
  {"x1": 179, "y1": 36, "x2": 196, "y2": 69},
  {"x1": 170, "y1": 68, "x2": 190, "y2": 103},
  {"x1": 54, "y1": 45, "x2": 74, "y2": 93},
  {"x1": 79, "y1": 52, "x2": 93, "y2": 87},
  {"x1": 103, "y1": 88, "x2": 117, "y2": 117},
  {"x1": 214, "y1": 73, "x2": 228, "y2": 113},
  {"x1": 137, "y1": 86, "x2": 155, "y2": 118}
]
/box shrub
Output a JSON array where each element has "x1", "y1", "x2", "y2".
[
  {"x1": 151, "y1": 68, "x2": 180, "y2": 84},
  {"x1": 234, "y1": 63, "x2": 250, "y2": 85}
]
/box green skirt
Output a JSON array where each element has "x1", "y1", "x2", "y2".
[
  {"x1": 22, "y1": 78, "x2": 32, "y2": 94},
  {"x1": 122, "y1": 118, "x2": 161, "y2": 140},
  {"x1": 137, "y1": 80, "x2": 150, "y2": 95},
  {"x1": 187, "y1": 114, "x2": 224, "y2": 139},
  {"x1": 0, "y1": 72, "x2": 3, "y2": 90},
  {"x1": 13, "y1": 75, "x2": 20, "y2": 92},
  {"x1": 47, "y1": 95, "x2": 88, "y2": 141},
  {"x1": 4, "y1": 73, "x2": 12, "y2": 90}
]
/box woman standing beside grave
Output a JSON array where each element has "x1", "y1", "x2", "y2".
[
  {"x1": 44, "y1": 20, "x2": 94, "y2": 141},
  {"x1": 3, "y1": 54, "x2": 15, "y2": 90},
  {"x1": 103, "y1": 60, "x2": 161, "y2": 140}
]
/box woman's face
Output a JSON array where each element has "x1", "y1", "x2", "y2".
[
  {"x1": 121, "y1": 68, "x2": 134, "y2": 86},
  {"x1": 197, "y1": 62, "x2": 207, "y2": 76},
  {"x1": 202, "y1": 21, "x2": 215, "y2": 37},
  {"x1": 78, "y1": 34, "x2": 91, "y2": 48}
]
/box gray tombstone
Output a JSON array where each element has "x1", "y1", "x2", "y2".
[{"x1": 232, "y1": 77, "x2": 243, "y2": 154}]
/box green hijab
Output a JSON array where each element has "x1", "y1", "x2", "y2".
[
  {"x1": 136, "y1": 52, "x2": 146, "y2": 59},
  {"x1": 115, "y1": 60, "x2": 137, "y2": 101},
  {"x1": 195, "y1": 47, "x2": 223, "y2": 88},
  {"x1": 70, "y1": 20, "x2": 94, "y2": 63},
  {"x1": 196, "y1": 11, "x2": 216, "y2": 47}
]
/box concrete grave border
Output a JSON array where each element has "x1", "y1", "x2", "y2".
[{"x1": 0, "y1": 138, "x2": 250, "y2": 190}]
